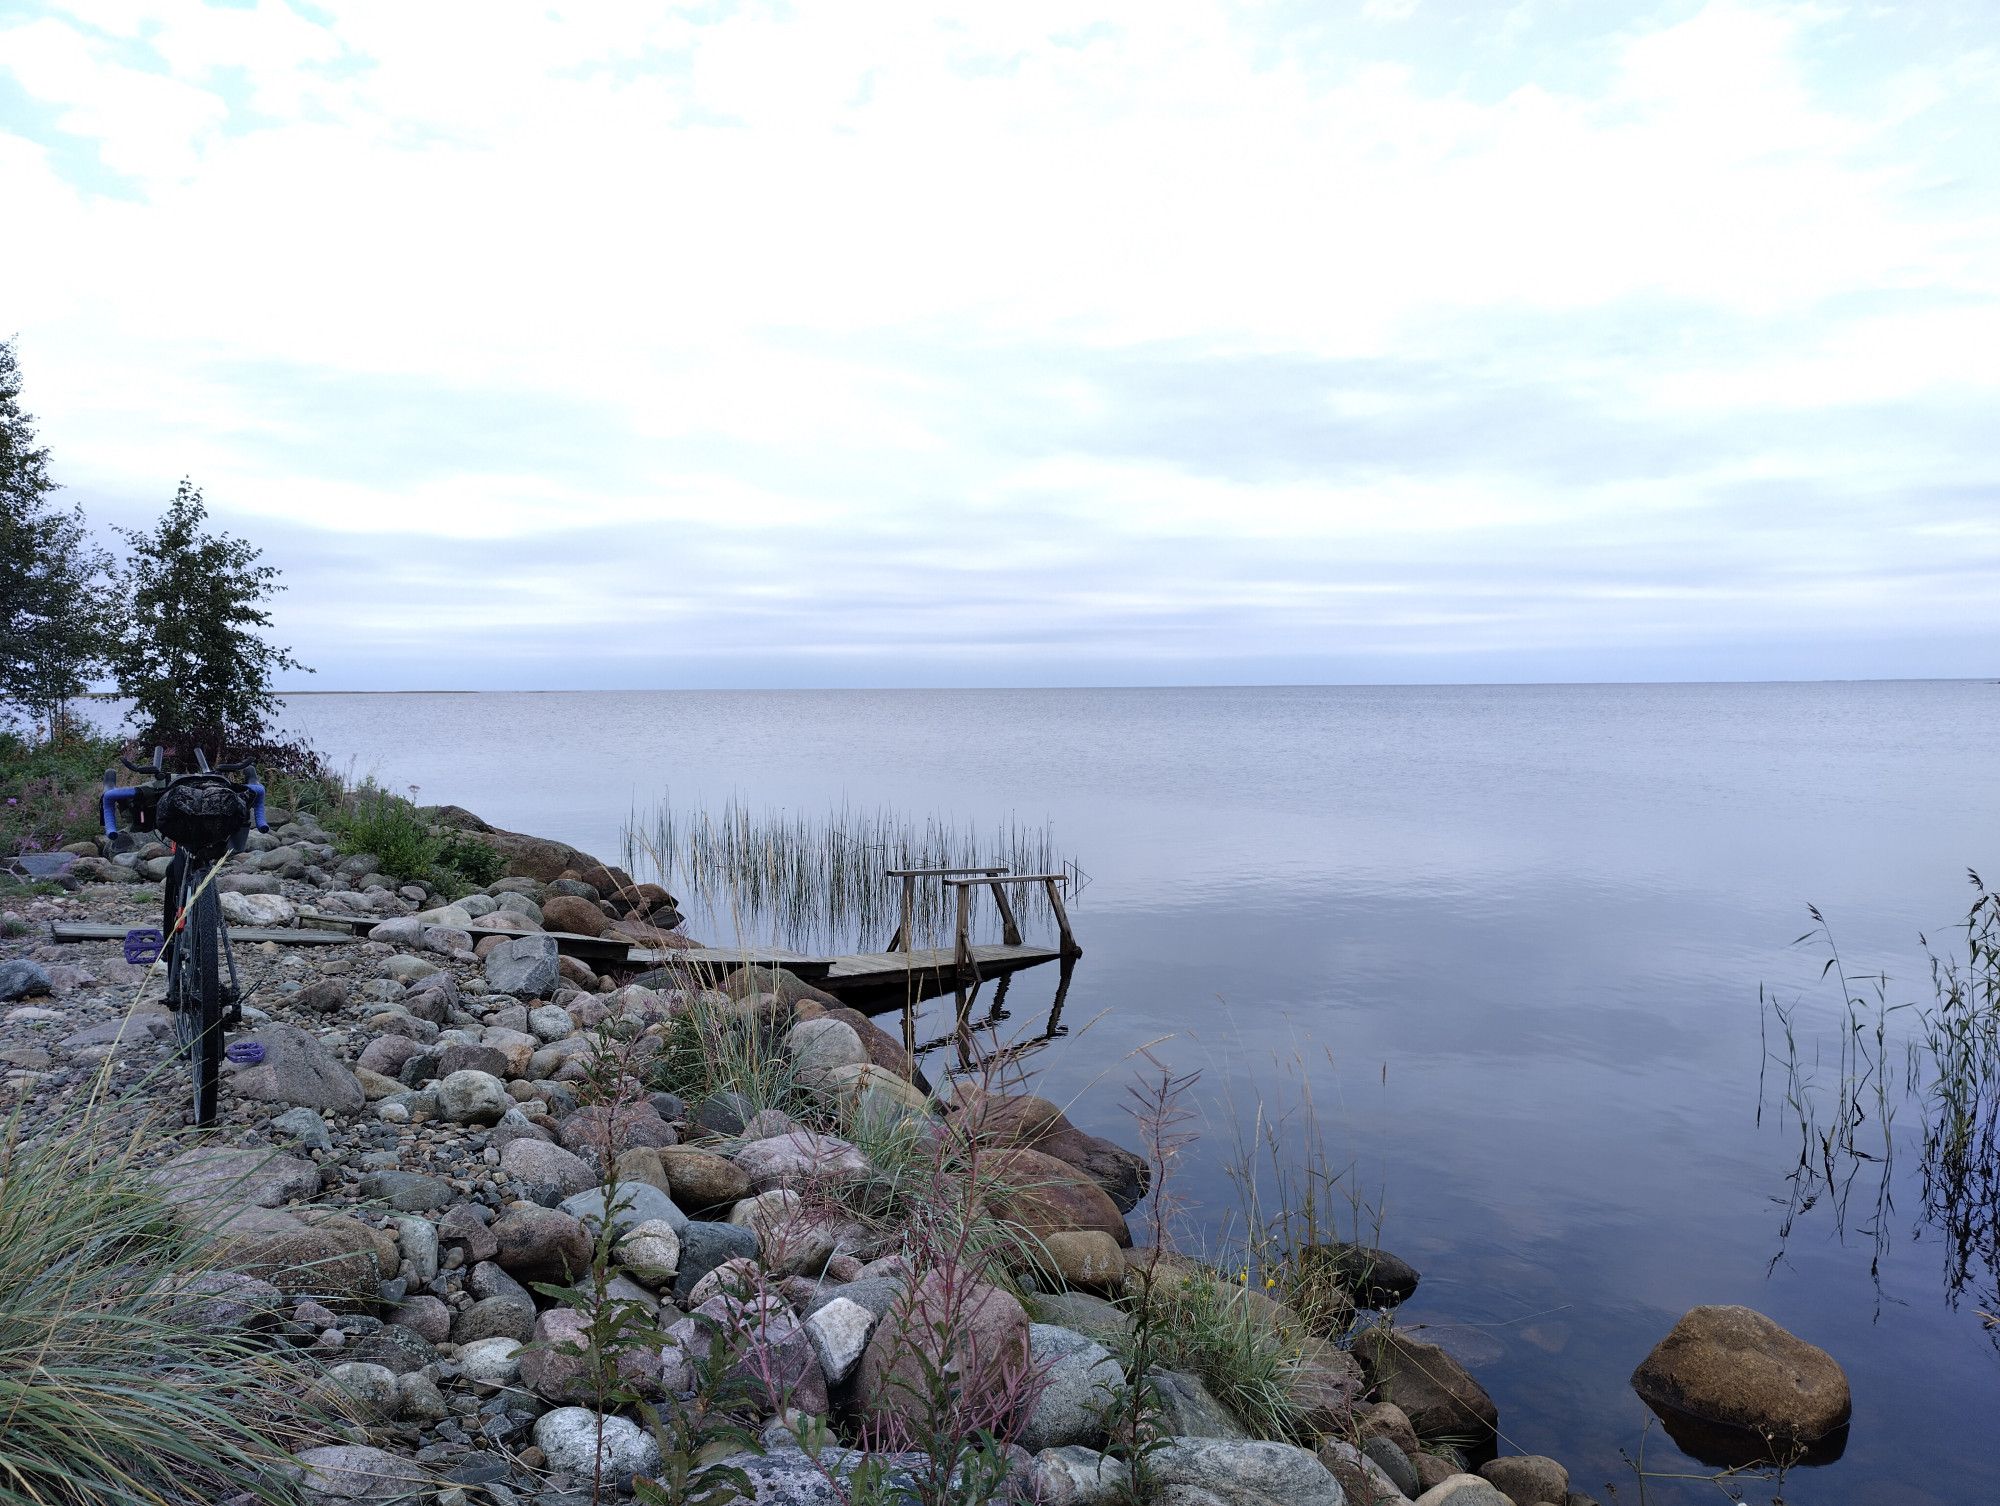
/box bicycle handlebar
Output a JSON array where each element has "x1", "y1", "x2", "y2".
[
  {"x1": 102, "y1": 786, "x2": 138, "y2": 836},
  {"x1": 101, "y1": 775, "x2": 269, "y2": 838}
]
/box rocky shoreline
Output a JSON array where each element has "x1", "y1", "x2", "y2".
[{"x1": 0, "y1": 797, "x2": 1850, "y2": 1506}]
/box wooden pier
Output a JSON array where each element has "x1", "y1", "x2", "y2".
[{"x1": 49, "y1": 866, "x2": 1082, "y2": 1038}]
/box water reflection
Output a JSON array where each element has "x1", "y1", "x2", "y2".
[
  {"x1": 619, "y1": 791, "x2": 1076, "y2": 953},
  {"x1": 1759, "y1": 877, "x2": 2000, "y2": 1348}
]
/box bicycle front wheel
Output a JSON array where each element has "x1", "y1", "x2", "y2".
[{"x1": 187, "y1": 877, "x2": 225, "y2": 1127}]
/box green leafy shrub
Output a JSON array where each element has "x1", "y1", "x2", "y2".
[
  {"x1": 327, "y1": 784, "x2": 438, "y2": 881},
  {"x1": 325, "y1": 782, "x2": 505, "y2": 895},
  {"x1": 0, "y1": 723, "x2": 125, "y2": 856},
  {"x1": 436, "y1": 830, "x2": 505, "y2": 890}
]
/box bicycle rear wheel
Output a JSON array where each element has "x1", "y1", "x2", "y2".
[
  {"x1": 165, "y1": 852, "x2": 198, "y2": 1055},
  {"x1": 186, "y1": 877, "x2": 225, "y2": 1127}
]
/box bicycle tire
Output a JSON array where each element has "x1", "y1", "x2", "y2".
[
  {"x1": 188, "y1": 877, "x2": 224, "y2": 1128},
  {"x1": 164, "y1": 851, "x2": 199, "y2": 1058},
  {"x1": 162, "y1": 848, "x2": 187, "y2": 941}
]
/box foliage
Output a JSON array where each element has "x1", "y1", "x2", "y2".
[
  {"x1": 0, "y1": 339, "x2": 119, "y2": 737},
  {"x1": 647, "y1": 983, "x2": 797, "y2": 1118},
  {"x1": 326, "y1": 784, "x2": 436, "y2": 881},
  {"x1": 0, "y1": 1090, "x2": 321, "y2": 1505},
  {"x1": 0, "y1": 722, "x2": 125, "y2": 856},
  {"x1": 220, "y1": 734, "x2": 345, "y2": 819},
  {"x1": 1127, "y1": 1266, "x2": 1309, "y2": 1444},
  {"x1": 109, "y1": 478, "x2": 310, "y2": 747},
  {"x1": 1105, "y1": 1060, "x2": 1202, "y2": 1498},
  {"x1": 437, "y1": 828, "x2": 506, "y2": 888},
  {"x1": 633, "y1": 1308, "x2": 765, "y2": 1506},
  {"x1": 323, "y1": 781, "x2": 502, "y2": 894}
]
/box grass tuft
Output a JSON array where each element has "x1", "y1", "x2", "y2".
[{"x1": 0, "y1": 1093, "x2": 327, "y2": 1505}]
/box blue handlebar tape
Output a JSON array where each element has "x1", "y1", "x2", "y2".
[
  {"x1": 102, "y1": 787, "x2": 137, "y2": 836},
  {"x1": 248, "y1": 781, "x2": 268, "y2": 831}
]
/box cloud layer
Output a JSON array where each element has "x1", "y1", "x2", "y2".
[{"x1": 4, "y1": 0, "x2": 1995, "y2": 686}]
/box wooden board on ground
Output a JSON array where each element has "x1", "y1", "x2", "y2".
[{"x1": 50, "y1": 921, "x2": 349, "y2": 947}]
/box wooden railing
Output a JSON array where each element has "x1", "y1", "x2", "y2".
[
  {"x1": 885, "y1": 866, "x2": 1018, "y2": 949},
  {"x1": 945, "y1": 872, "x2": 1079, "y2": 969},
  {"x1": 882, "y1": 865, "x2": 1080, "y2": 968}
]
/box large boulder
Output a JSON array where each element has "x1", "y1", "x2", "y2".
[
  {"x1": 803, "y1": 1296, "x2": 875, "y2": 1384},
  {"x1": 1036, "y1": 1125, "x2": 1151, "y2": 1214},
  {"x1": 1630, "y1": 1305, "x2": 1851, "y2": 1448},
  {"x1": 728, "y1": 1189, "x2": 841, "y2": 1276},
  {"x1": 210, "y1": 1207, "x2": 382, "y2": 1308},
  {"x1": 490, "y1": 1206, "x2": 592, "y2": 1284},
  {"x1": 499, "y1": 1137, "x2": 598, "y2": 1202},
  {"x1": 1147, "y1": 1438, "x2": 1346, "y2": 1506},
  {"x1": 225, "y1": 1024, "x2": 366, "y2": 1114},
  {"x1": 0, "y1": 960, "x2": 53, "y2": 1002},
  {"x1": 1287, "y1": 1333, "x2": 1366, "y2": 1434},
  {"x1": 1412, "y1": 1476, "x2": 1511, "y2": 1506},
  {"x1": 436, "y1": 1069, "x2": 510, "y2": 1125},
  {"x1": 674, "y1": 1221, "x2": 761, "y2": 1303},
  {"x1": 356, "y1": 1034, "x2": 426, "y2": 1079},
  {"x1": 1478, "y1": 1455, "x2": 1570, "y2": 1506},
  {"x1": 219, "y1": 891, "x2": 297, "y2": 928},
  {"x1": 732, "y1": 1130, "x2": 871, "y2": 1193},
  {"x1": 658, "y1": 1146, "x2": 752, "y2": 1211},
  {"x1": 293, "y1": 1444, "x2": 428, "y2": 1502},
  {"x1": 662, "y1": 1290, "x2": 828, "y2": 1415},
  {"x1": 1299, "y1": 1242, "x2": 1421, "y2": 1308},
  {"x1": 540, "y1": 895, "x2": 609, "y2": 937},
  {"x1": 152, "y1": 1146, "x2": 321, "y2": 1212},
  {"x1": 853, "y1": 1267, "x2": 1031, "y2": 1440},
  {"x1": 1151, "y1": 1370, "x2": 1250, "y2": 1439},
  {"x1": 560, "y1": 1180, "x2": 687, "y2": 1238},
  {"x1": 520, "y1": 1307, "x2": 662, "y2": 1402},
  {"x1": 1020, "y1": 1324, "x2": 1127, "y2": 1451},
  {"x1": 786, "y1": 1018, "x2": 869, "y2": 1077},
  {"x1": 483, "y1": 934, "x2": 560, "y2": 997},
  {"x1": 533, "y1": 1408, "x2": 660, "y2": 1491},
  {"x1": 558, "y1": 1101, "x2": 678, "y2": 1161},
  {"x1": 1360, "y1": 1331, "x2": 1498, "y2": 1443},
  {"x1": 979, "y1": 1148, "x2": 1131, "y2": 1246}
]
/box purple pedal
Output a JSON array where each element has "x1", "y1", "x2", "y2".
[
  {"x1": 225, "y1": 1042, "x2": 265, "y2": 1065},
  {"x1": 123, "y1": 928, "x2": 163, "y2": 965}
]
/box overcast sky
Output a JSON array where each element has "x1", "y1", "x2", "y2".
[{"x1": 3, "y1": 0, "x2": 1996, "y2": 689}]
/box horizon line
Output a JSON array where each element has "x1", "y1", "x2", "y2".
[{"x1": 70, "y1": 674, "x2": 1993, "y2": 698}]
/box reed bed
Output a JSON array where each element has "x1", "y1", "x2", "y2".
[
  {"x1": 621, "y1": 794, "x2": 1071, "y2": 952},
  {"x1": 1761, "y1": 871, "x2": 2000, "y2": 1336}
]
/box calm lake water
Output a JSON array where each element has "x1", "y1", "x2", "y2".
[{"x1": 265, "y1": 681, "x2": 1997, "y2": 1504}]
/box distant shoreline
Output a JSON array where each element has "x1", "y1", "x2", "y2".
[{"x1": 75, "y1": 677, "x2": 1994, "y2": 699}]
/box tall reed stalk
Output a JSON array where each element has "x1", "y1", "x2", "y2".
[{"x1": 622, "y1": 794, "x2": 1067, "y2": 951}]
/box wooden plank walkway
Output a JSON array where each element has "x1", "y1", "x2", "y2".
[
  {"x1": 51, "y1": 921, "x2": 349, "y2": 948},
  {"x1": 632, "y1": 946, "x2": 835, "y2": 981},
  {"x1": 822, "y1": 943, "x2": 1063, "y2": 992}
]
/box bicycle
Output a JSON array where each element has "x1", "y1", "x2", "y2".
[{"x1": 102, "y1": 747, "x2": 268, "y2": 1127}]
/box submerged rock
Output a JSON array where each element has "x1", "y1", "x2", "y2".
[
  {"x1": 1360, "y1": 1330, "x2": 1498, "y2": 1443},
  {"x1": 1630, "y1": 1304, "x2": 1851, "y2": 1451}
]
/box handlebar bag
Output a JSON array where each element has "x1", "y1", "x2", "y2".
[{"x1": 156, "y1": 777, "x2": 250, "y2": 854}]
